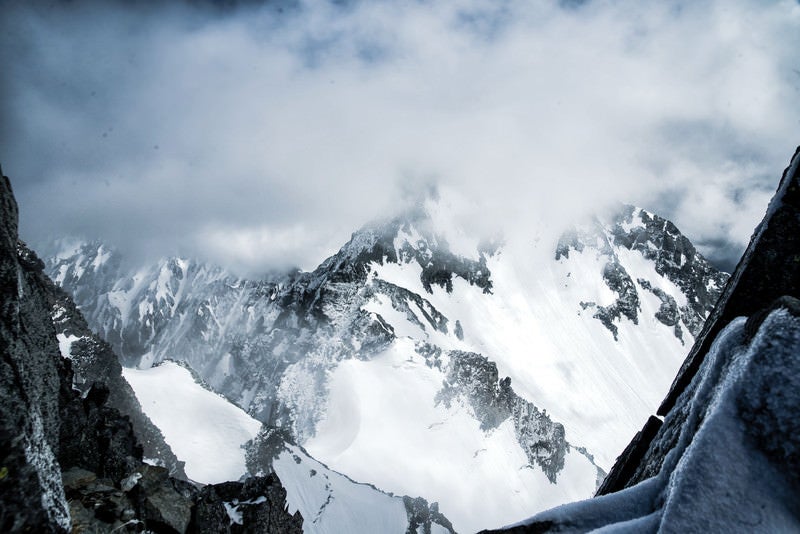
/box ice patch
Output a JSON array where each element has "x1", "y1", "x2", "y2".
[{"x1": 56, "y1": 333, "x2": 81, "y2": 359}]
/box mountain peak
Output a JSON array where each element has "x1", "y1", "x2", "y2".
[{"x1": 44, "y1": 192, "x2": 728, "y2": 531}]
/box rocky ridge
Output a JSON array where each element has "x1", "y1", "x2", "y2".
[
  {"x1": 557, "y1": 204, "x2": 727, "y2": 341},
  {"x1": 0, "y1": 170, "x2": 303, "y2": 533},
  {"x1": 435, "y1": 350, "x2": 604, "y2": 484}
]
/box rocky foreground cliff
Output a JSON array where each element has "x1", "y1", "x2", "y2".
[{"x1": 0, "y1": 171, "x2": 304, "y2": 533}]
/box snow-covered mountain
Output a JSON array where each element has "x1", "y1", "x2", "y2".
[
  {"x1": 124, "y1": 360, "x2": 454, "y2": 534},
  {"x1": 47, "y1": 199, "x2": 726, "y2": 532},
  {"x1": 484, "y1": 145, "x2": 800, "y2": 533}
]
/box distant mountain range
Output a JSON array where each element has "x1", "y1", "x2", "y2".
[
  {"x1": 6, "y1": 145, "x2": 800, "y2": 533},
  {"x1": 46, "y1": 197, "x2": 726, "y2": 532}
]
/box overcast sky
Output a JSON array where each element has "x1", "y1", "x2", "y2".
[{"x1": 2, "y1": 0, "x2": 799, "y2": 275}]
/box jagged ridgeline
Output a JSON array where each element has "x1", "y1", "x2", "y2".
[
  {"x1": 47, "y1": 187, "x2": 725, "y2": 531},
  {"x1": 557, "y1": 204, "x2": 726, "y2": 341},
  {"x1": 0, "y1": 172, "x2": 304, "y2": 533},
  {"x1": 482, "y1": 146, "x2": 800, "y2": 533}
]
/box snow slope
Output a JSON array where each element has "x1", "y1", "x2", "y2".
[
  {"x1": 365, "y1": 244, "x2": 688, "y2": 470},
  {"x1": 122, "y1": 361, "x2": 261, "y2": 484},
  {"x1": 306, "y1": 339, "x2": 599, "y2": 532},
  {"x1": 497, "y1": 306, "x2": 800, "y2": 532},
  {"x1": 274, "y1": 444, "x2": 410, "y2": 534},
  {"x1": 122, "y1": 361, "x2": 451, "y2": 534}
]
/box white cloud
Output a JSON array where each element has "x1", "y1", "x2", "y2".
[{"x1": 2, "y1": 0, "x2": 799, "y2": 273}]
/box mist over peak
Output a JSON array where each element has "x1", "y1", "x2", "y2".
[{"x1": 2, "y1": 0, "x2": 799, "y2": 273}]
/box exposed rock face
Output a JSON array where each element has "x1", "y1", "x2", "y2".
[
  {"x1": 637, "y1": 279, "x2": 683, "y2": 341},
  {"x1": 1, "y1": 173, "x2": 71, "y2": 531},
  {"x1": 558, "y1": 204, "x2": 727, "y2": 342},
  {"x1": 193, "y1": 475, "x2": 303, "y2": 534},
  {"x1": 0, "y1": 171, "x2": 303, "y2": 532},
  {"x1": 403, "y1": 495, "x2": 456, "y2": 534},
  {"x1": 64, "y1": 462, "x2": 304, "y2": 534},
  {"x1": 436, "y1": 350, "x2": 605, "y2": 483}
]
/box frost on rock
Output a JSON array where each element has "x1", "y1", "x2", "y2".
[
  {"x1": 737, "y1": 301, "x2": 800, "y2": 482},
  {"x1": 24, "y1": 410, "x2": 71, "y2": 529}
]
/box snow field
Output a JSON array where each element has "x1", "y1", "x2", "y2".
[
  {"x1": 305, "y1": 339, "x2": 598, "y2": 533},
  {"x1": 369, "y1": 243, "x2": 688, "y2": 470},
  {"x1": 274, "y1": 444, "x2": 411, "y2": 534},
  {"x1": 122, "y1": 361, "x2": 261, "y2": 484},
  {"x1": 122, "y1": 361, "x2": 424, "y2": 534}
]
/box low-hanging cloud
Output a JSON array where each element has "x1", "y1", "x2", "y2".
[{"x1": 2, "y1": 0, "x2": 799, "y2": 274}]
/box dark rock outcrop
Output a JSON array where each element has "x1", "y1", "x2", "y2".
[
  {"x1": 592, "y1": 261, "x2": 640, "y2": 341},
  {"x1": 0, "y1": 170, "x2": 303, "y2": 532},
  {"x1": 403, "y1": 495, "x2": 456, "y2": 534},
  {"x1": 436, "y1": 351, "x2": 604, "y2": 484},
  {"x1": 1, "y1": 172, "x2": 71, "y2": 531},
  {"x1": 192, "y1": 475, "x2": 302, "y2": 534}
]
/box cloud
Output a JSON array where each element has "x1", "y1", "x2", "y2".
[{"x1": 1, "y1": 0, "x2": 799, "y2": 274}]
